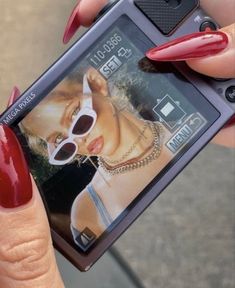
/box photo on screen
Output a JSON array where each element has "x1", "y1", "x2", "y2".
[{"x1": 14, "y1": 16, "x2": 218, "y2": 253}]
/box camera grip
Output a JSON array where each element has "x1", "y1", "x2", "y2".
[{"x1": 134, "y1": 0, "x2": 199, "y2": 35}]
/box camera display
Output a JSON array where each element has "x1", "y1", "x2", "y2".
[{"x1": 15, "y1": 16, "x2": 219, "y2": 253}]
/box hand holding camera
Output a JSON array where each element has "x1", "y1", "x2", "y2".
[{"x1": 0, "y1": 0, "x2": 234, "y2": 287}]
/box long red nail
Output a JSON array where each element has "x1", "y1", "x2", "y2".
[
  {"x1": 146, "y1": 31, "x2": 229, "y2": 61},
  {"x1": 63, "y1": 3, "x2": 81, "y2": 44},
  {"x1": 7, "y1": 86, "x2": 21, "y2": 107},
  {"x1": 0, "y1": 125, "x2": 32, "y2": 209}
]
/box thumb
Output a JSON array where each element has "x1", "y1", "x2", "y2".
[
  {"x1": 146, "y1": 24, "x2": 235, "y2": 78},
  {"x1": 0, "y1": 125, "x2": 64, "y2": 288},
  {"x1": 187, "y1": 24, "x2": 235, "y2": 78}
]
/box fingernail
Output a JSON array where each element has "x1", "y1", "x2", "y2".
[
  {"x1": 63, "y1": 3, "x2": 81, "y2": 44},
  {"x1": 146, "y1": 31, "x2": 229, "y2": 61},
  {"x1": 7, "y1": 86, "x2": 21, "y2": 107},
  {"x1": 0, "y1": 125, "x2": 32, "y2": 209}
]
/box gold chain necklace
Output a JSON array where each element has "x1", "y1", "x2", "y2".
[
  {"x1": 98, "y1": 121, "x2": 164, "y2": 175},
  {"x1": 102, "y1": 122, "x2": 149, "y2": 165}
]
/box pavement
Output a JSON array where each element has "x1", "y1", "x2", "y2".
[{"x1": 0, "y1": 1, "x2": 234, "y2": 288}]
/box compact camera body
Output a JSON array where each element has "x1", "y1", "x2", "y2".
[{"x1": 0, "y1": 0, "x2": 234, "y2": 271}]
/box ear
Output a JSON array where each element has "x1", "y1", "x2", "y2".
[{"x1": 86, "y1": 68, "x2": 109, "y2": 97}]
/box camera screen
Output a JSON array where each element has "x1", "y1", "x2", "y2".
[{"x1": 17, "y1": 15, "x2": 219, "y2": 253}]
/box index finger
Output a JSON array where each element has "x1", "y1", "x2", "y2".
[
  {"x1": 63, "y1": 0, "x2": 108, "y2": 44},
  {"x1": 79, "y1": 0, "x2": 108, "y2": 26}
]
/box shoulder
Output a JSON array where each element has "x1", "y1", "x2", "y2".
[{"x1": 71, "y1": 186, "x2": 106, "y2": 237}]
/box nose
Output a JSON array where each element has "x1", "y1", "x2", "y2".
[{"x1": 74, "y1": 136, "x2": 87, "y2": 144}]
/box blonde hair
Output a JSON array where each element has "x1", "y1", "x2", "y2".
[{"x1": 20, "y1": 89, "x2": 77, "y2": 159}]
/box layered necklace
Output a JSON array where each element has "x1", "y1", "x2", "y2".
[{"x1": 98, "y1": 121, "x2": 164, "y2": 175}]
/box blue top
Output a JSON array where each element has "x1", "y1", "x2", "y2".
[
  {"x1": 86, "y1": 184, "x2": 113, "y2": 227},
  {"x1": 71, "y1": 184, "x2": 113, "y2": 245}
]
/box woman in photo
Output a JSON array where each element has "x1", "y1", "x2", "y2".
[{"x1": 20, "y1": 67, "x2": 173, "y2": 241}]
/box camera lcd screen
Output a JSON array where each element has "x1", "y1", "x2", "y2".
[{"x1": 16, "y1": 15, "x2": 219, "y2": 253}]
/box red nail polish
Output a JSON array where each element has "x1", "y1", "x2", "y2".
[
  {"x1": 63, "y1": 3, "x2": 81, "y2": 44},
  {"x1": 0, "y1": 125, "x2": 32, "y2": 209},
  {"x1": 146, "y1": 31, "x2": 229, "y2": 61},
  {"x1": 7, "y1": 86, "x2": 21, "y2": 107},
  {"x1": 224, "y1": 115, "x2": 235, "y2": 128}
]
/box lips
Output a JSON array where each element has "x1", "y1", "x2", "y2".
[{"x1": 87, "y1": 136, "x2": 104, "y2": 155}]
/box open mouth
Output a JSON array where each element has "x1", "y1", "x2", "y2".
[{"x1": 87, "y1": 136, "x2": 104, "y2": 155}]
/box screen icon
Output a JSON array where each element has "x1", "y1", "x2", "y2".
[
  {"x1": 74, "y1": 228, "x2": 96, "y2": 252},
  {"x1": 153, "y1": 94, "x2": 186, "y2": 130},
  {"x1": 117, "y1": 47, "x2": 132, "y2": 59},
  {"x1": 160, "y1": 102, "x2": 175, "y2": 117},
  {"x1": 166, "y1": 113, "x2": 207, "y2": 153},
  {"x1": 100, "y1": 55, "x2": 122, "y2": 79}
]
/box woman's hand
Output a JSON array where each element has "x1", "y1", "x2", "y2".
[
  {"x1": 0, "y1": 88, "x2": 64, "y2": 288},
  {"x1": 0, "y1": 124, "x2": 64, "y2": 288},
  {"x1": 189, "y1": 0, "x2": 235, "y2": 147},
  {"x1": 145, "y1": 0, "x2": 235, "y2": 148},
  {"x1": 63, "y1": 0, "x2": 235, "y2": 148}
]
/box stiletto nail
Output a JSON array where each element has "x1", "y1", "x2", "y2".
[
  {"x1": 0, "y1": 125, "x2": 32, "y2": 209},
  {"x1": 7, "y1": 86, "x2": 21, "y2": 107},
  {"x1": 63, "y1": 3, "x2": 81, "y2": 44},
  {"x1": 146, "y1": 31, "x2": 229, "y2": 61}
]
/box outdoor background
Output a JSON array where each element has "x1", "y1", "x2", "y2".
[{"x1": 0, "y1": 1, "x2": 234, "y2": 287}]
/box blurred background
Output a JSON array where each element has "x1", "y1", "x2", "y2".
[{"x1": 0, "y1": 1, "x2": 234, "y2": 287}]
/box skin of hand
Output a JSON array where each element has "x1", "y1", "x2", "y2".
[
  {"x1": 189, "y1": 0, "x2": 235, "y2": 148},
  {"x1": 0, "y1": 1, "x2": 234, "y2": 287},
  {"x1": 0, "y1": 125, "x2": 64, "y2": 288}
]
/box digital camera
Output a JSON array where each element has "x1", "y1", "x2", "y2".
[{"x1": 0, "y1": 0, "x2": 234, "y2": 271}]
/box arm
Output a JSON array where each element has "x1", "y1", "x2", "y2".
[{"x1": 71, "y1": 189, "x2": 106, "y2": 238}]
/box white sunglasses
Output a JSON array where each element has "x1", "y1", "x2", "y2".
[{"x1": 48, "y1": 75, "x2": 97, "y2": 165}]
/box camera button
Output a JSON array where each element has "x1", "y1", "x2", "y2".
[
  {"x1": 225, "y1": 86, "x2": 235, "y2": 103},
  {"x1": 200, "y1": 21, "x2": 217, "y2": 32}
]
